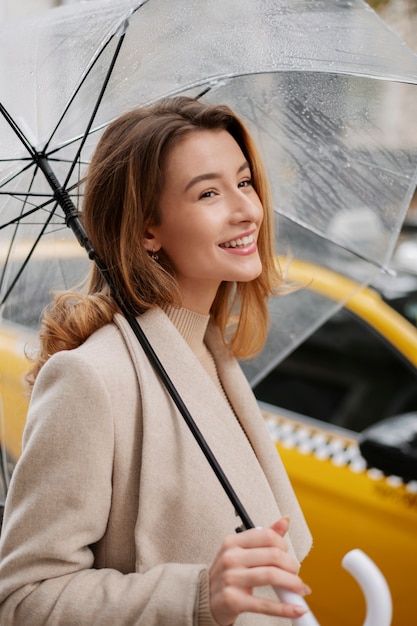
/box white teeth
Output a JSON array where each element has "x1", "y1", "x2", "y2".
[{"x1": 221, "y1": 234, "x2": 254, "y2": 248}]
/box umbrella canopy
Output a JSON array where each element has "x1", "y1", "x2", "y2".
[
  {"x1": 1, "y1": 0, "x2": 417, "y2": 351},
  {"x1": 0, "y1": 0, "x2": 417, "y2": 475}
]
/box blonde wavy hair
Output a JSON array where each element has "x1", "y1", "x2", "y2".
[{"x1": 29, "y1": 96, "x2": 284, "y2": 384}]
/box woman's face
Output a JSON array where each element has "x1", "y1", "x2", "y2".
[{"x1": 144, "y1": 129, "x2": 264, "y2": 313}]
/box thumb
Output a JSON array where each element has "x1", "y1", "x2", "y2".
[{"x1": 270, "y1": 515, "x2": 291, "y2": 537}]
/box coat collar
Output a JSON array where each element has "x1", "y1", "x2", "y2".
[{"x1": 114, "y1": 308, "x2": 311, "y2": 562}]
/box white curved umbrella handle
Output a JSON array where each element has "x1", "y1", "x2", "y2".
[
  {"x1": 342, "y1": 549, "x2": 392, "y2": 626},
  {"x1": 273, "y1": 549, "x2": 392, "y2": 626}
]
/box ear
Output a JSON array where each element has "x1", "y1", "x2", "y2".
[{"x1": 143, "y1": 227, "x2": 161, "y2": 253}]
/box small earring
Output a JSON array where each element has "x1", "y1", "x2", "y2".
[{"x1": 151, "y1": 249, "x2": 159, "y2": 261}]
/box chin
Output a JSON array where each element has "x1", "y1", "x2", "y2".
[{"x1": 235, "y1": 268, "x2": 263, "y2": 283}]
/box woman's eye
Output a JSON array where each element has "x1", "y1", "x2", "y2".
[
  {"x1": 239, "y1": 179, "x2": 253, "y2": 188},
  {"x1": 199, "y1": 190, "x2": 215, "y2": 199}
]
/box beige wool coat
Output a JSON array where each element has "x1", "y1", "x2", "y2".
[{"x1": 0, "y1": 308, "x2": 311, "y2": 625}]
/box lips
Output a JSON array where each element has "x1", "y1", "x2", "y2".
[{"x1": 219, "y1": 233, "x2": 255, "y2": 249}]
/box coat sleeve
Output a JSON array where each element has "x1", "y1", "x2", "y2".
[{"x1": 0, "y1": 350, "x2": 217, "y2": 626}]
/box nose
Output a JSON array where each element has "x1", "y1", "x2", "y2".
[{"x1": 230, "y1": 187, "x2": 263, "y2": 224}]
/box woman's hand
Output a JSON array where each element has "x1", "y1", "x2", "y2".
[{"x1": 208, "y1": 516, "x2": 311, "y2": 625}]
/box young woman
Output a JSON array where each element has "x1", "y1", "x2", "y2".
[{"x1": 0, "y1": 97, "x2": 312, "y2": 625}]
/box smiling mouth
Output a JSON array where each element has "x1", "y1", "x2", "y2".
[{"x1": 219, "y1": 234, "x2": 255, "y2": 249}]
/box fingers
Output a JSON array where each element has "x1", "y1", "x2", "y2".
[
  {"x1": 222, "y1": 524, "x2": 289, "y2": 552},
  {"x1": 212, "y1": 524, "x2": 299, "y2": 579},
  {"x1": 212, "y1": 538, "x2": 307, "y2": 592},
  {"x1": 270, "y1": 514, "x2": 290, "y2": 537},
  {"x1": 210, "y1": 587, "x2": 309, "y2": 626},
  {"x1": 226, "y1": 545, "x2": 298, "y2": 573},
  {"x1": 209, "y1": 517, "x2": 311, "y2": 625},
  {"x1": 218, "y1": 560, "x2": 308, "y2": 593}
]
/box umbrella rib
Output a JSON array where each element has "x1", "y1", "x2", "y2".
[
  {"x1": 29, "y1": 30, "x2": 128, "y2": 231},
  {"x1": 0, "y1": 104, "x2": 36, "y2": 159},
  {"x1": 0, "y1": 191, "x2": 61, "y2": 198},
  {"x1": 0, "y1": 165, "x2": 51, "y2": 294},
  {"x1": 0, "y1": 158, "x2": 33, "y2": 163},
  {"x1": 0, "y1": 200, "x2": 58, "y2": 231},
  {"x1": 44, "y1": 0, "x2": 149, "y2": 152},
  {"x1": 0, "y1": 159, "x2": 37, "y2": 189},
  {"x1": 0, "y1": 209, "x2": 57, "y2": 307},
  {"x1": 29, "y1": 29, "x2": 127, "y2": 233},
  {"x1": 46, "y1": 126, "x2": 103, "y2": 159},
  {"x1": 61, "y1": 29, "x2": 128, "y2": 192},
  {"x1": 43, "y1": 36, "x2": 117, "y2": 152},
  {"x1": 44, "y1": 11, "x2": 130, "y2": 164},
  {"x1": 0, "y1": 156, "x2": 63, "y2": 230}
]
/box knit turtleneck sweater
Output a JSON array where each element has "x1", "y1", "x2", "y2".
[{"x1": 164, "y1": 305, "x2": 224, "y2": 394}]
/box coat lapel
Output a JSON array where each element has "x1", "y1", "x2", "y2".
[{"x1": 115, "y1": 309, "x2": 311, "y2": 565}]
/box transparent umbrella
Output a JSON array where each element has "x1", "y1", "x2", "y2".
[
  {"x1": 1, "y1": 0, "x2": 416, "y2": 374},
  {"x1": 0, "y1": 2, "x2": 416, "y2": 621}
]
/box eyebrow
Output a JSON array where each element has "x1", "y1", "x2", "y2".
[{"x1": 184, "y1": 160, "x2": 251, "y2": 192}]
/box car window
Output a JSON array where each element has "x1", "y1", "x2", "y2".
[{"x1": 254, "y1": 307, "x2": 417, "y2": 433}]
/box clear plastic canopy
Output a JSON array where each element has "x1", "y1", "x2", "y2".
[{"x1": 0, "y1": 0, "x2": 417, "y2": 389}]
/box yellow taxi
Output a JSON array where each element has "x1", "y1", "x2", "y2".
[
  {"x1": 251, "y1": 259, "x2": 417, "y2": 626},
  {"x1": 0, "y1": 321, "x2": 32, "y2": 469}
]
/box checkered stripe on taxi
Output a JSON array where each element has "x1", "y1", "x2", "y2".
[{"x1": 265, "y1": 414, "x2": 417, "y2": 495}]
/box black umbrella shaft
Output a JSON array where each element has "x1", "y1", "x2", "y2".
[
  {"x1": 36, "y1": 154, "x2": 254, "y2": 532},
  {"x1": 120, "y1": 305, "x2": 255, "y2": 532},
  {"x1": 36, "y1": 155, "x2": 95, "y2": 256}
]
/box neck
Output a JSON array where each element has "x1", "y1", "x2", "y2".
[
  {"x1": 163, "y1": 305, "x2": 210, "y2": 356},
  {"x1": 176, "y1": 280, "x2": 220, "y2": 315}
]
